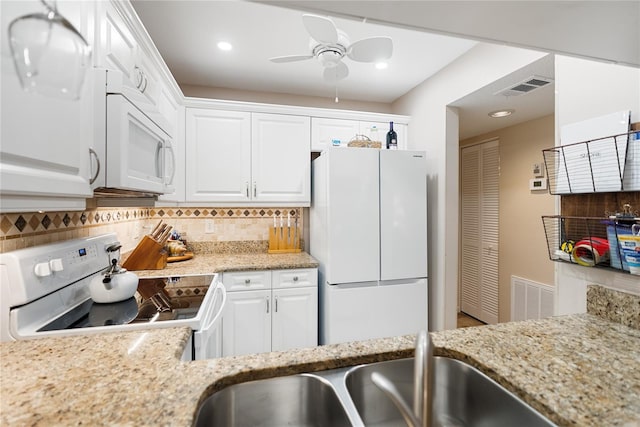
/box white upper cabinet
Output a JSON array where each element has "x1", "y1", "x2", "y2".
[
  {"x1": 185, "y1": 108, "x2": 252, "y2": 203},
  {"x1": 311, "y1": 118, "x2": 361, "y2": 151},
  {"x1": 95, "y1": 1, "x2": 137, "y2": 88},
  {"x1": 94, "y1": 1, "x2": 173, "y2": 127},
  {"x1": 0, "y1": 0, "x2": 95, "y2": 212},
  {"x1": 251, "y1": 113, "x2": 310, "y2": 204},
  {"x1": 311, "y1": 117, "x2": 408, "y2": 151},
  {"x1": 185, "y1": 109, "x2": 310, "y2": 205}
]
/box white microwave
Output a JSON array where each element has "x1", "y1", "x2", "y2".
[
  {"x1": 102, "y1": 93, "x2": 175, "y2": 194},
  {"x1": 90, "y1": 67, "x2": 175, "y2": 197}
]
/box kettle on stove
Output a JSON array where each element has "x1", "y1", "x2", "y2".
[{"x1": 89, "y1": 243, "x2": 139, "y2": 303}]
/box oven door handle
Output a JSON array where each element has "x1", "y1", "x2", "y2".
[{"x1": 202, "y1": 281, "x2": 226, "y2": 332}]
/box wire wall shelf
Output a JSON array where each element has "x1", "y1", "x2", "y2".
[
  {"x1": 542, "y1": 215, "x2": 640, "y2": 274},
  {"x1": 542, "y1": 131, "x2": 640, "y2": 195}
]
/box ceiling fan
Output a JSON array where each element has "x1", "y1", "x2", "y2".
[{"x1": 269, "y1": 14, "x2": 393, "y2": 83}]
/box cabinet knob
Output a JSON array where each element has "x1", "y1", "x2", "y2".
[
  {"x1": 293, "y1": 276, "x2": 299, "y2": 282},
  {"x1": 245, "y1": 278, "x2": 251, "y2": 284}
]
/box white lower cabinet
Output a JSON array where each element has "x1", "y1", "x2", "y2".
[
  {"x1": 221, "y1": 268, "x2": 318, "y2": 357},
  {"x1": 222, "y1": 289, "x2": 272, "y2": 356},
  {"x1": 271, "y1": 287, "x2": 318, "y2": 352}
]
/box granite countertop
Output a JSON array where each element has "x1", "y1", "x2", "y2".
[
  {"x1": 2, "y1": 308, "x2": 639, "y2": 426},
  {"x1": 132, "y1": 251, "x2": 319, "y2": 278}
]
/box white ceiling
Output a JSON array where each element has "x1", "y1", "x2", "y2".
[
  {"x1": 131, "y1": 1, "x2": 477, "y2": 103},
  {"x1": 131, "y1": 1, "x2": 558, "y2": 139},
  {"x1": 452, "y1": 54, "x2": 555, "y2": 140}
]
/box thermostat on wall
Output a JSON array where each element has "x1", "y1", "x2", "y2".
[
  {"x1": 529, "y1": 178, "x2": 547, "y2": 191},
  {"x1": 532, "y1": 162, "x2": 544, "y2": 177}
]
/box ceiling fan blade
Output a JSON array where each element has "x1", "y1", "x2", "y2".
[
  {"x1": 323, "y1": 62, "x2": 349, "y2": 83},
  {"x1": 347, "y1": 36, "x2": 393, "y2": 62},
  {"x1": 269, "y1": 54, "x2": 314, "y2": 63},
  {"x1": 302, "y1": 14, "x2": 338, "y2": 44}
]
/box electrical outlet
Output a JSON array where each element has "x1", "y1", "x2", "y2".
[
  {"x1": 205, "y1": 219, "x2": 215, "y2": 234},
  {"x1": 133, "y1": 225, "x2": 142, "y2": 240}
]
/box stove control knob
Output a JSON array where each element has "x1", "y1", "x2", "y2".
[
  {"x1": 49, "y1": 258, "x2": 64, "y2": 272},
  {"x1": 34, "y1": 262, "x2": 52, "y2": 277}
]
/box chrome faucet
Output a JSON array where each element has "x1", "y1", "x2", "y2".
[{"x1": 371, "y1": 330, "x2": 434, "y2": 427}]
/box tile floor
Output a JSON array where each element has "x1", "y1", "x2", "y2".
[{"x1": 457, "y1": 312, "x2": 486, "y2": 328}]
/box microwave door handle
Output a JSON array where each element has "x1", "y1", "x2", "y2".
[
  {"x1": 155, "y1": 140, "x2": 163, "y2": 180},
  {"x1": 166, "y1": 142, "x2": 176, "y2": 185}
]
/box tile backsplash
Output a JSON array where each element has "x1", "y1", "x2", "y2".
[{"x1": 0, "y1": 207, "x2": 303, "y2": 254}]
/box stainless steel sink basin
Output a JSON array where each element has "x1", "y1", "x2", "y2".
[
  {"x1": 194, "y1": 373, "x2": 352, "y2": 427},
  {"x1": 195, "y1": 356, "x2": 556, "y2": 427},
  {"x1": 345, "y1": 357, "x2": 556, "y2": 427}
]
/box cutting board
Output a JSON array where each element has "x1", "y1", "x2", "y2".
[{"x1": 167, "y1": 252, "x2": 194, "y2": 263}]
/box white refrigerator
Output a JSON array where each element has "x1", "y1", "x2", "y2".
[{"x1": 311, "y1": 148, "x2": 428, "y2": 345}]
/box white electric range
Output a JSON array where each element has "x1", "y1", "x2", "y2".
[{"x1": 0, "y1": 233, "x2": 225, "y2": 360}]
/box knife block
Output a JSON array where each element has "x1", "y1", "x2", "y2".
[
  {"x1": 268, "y1": 226, "x2": 301, "y2": 254},
  {"x1": 122, "y1": 235, "x2": 168, "y2": 270}
]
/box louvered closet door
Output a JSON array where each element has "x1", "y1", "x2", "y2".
[{"x1": 460, "y1": 140, "x2": 499, "y2": 324}]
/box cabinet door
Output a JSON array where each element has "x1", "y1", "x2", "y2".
[
  {"x1": 0, "y1": 0, "x2": 94, "y2": 212},
  {"x1": 96, "y1": 1, "x2": 138, "y2": 91},
  {"x1": 185, "y1": 108, "x2": 251, "y2": 202},
  {"x1": 272, "y1": 287, "x2": 318, "y2": 351},
  {"x1": 252, "y1": 113, "x2": 311, "y2": 204},
  {"x1": 221, "y1": 290, "x2": 271, "y2": 357},
  {"x1": 311, "y1": 118, "x2": 360, "y2": 151}
]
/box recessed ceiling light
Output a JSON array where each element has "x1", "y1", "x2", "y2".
[
  {"x1": 488, "y1": 109, "x2": 515, "y2": 118},
  {"x1": 375, "y1": 62, "x2": 388, "y2": 70},
  {"x1": 217, "y1": 41, "x2": 233, "y2": 51}
]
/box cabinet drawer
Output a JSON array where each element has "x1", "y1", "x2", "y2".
[
  {"x1": 272, "y1": 268, "x2": 318, "y2": 289},
  {"x1": 222, "y1": 271, "x2": 271, "y2": 292}
]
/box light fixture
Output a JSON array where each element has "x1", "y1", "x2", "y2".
[
  {"x1": 217, "y1": 41, "x2": 232, "y2": 51},
  {"x1": 488, "y1": 109, "x2": 515, "y2": 118},
  {"x1": 375, "y1": 62, "x2": 388, "y2": 70}
]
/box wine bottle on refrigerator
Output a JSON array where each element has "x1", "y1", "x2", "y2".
[{"x1": 386, "y1": 121, "x2": 398, "y2": 150}]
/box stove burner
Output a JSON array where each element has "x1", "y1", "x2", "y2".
[{"x1": 88, "y1": 297, "x2": 138, "y2": 326}]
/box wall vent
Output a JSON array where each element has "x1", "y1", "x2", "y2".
[
  {"x1": 511, "y1": 275, "x2": 555, "y2": 321},
  {"x1": 494, "y1": 75, "x2": 554, "y2": 97}
]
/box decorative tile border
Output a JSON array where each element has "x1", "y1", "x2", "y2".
[
  {"x1": 150, "y1": 208, "x2": 301, "y2": 219},
  {"x1": 0, "y1": 207, "x2": 303, "y2": 240},
  {"x1": 0, "y1": 208, "x2": 151, "y2": 240}
]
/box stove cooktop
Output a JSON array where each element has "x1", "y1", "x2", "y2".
[{"x1": 39, "y1": 275, "x2": 212, "y2": 331}]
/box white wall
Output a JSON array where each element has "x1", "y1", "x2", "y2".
[
  {"x1": 392, "y1": 43, "x2": 547, "y2": 331},
  {"x1": 554, "y1": 56, "x2": 640, "y2": 313}
]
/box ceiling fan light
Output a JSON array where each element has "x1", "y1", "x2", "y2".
[
  {"x1": 488, "y1": 109, "x2": 514, "y2": 118},
  {"x1": 375, "y1": 62, "x2": 388, "y2": 70},
  {"x1": 318, "y1": 50, "x2": 342, "y2": 68},
  {"x1": 217, "y1": 41, "x2": 232, "y2": 51}
]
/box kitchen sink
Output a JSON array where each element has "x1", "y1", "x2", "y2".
[
  {"x1": 195, "y1": 357, "x2": 556, "y2": 427},
  {"x1": 345, "y1": 357, "x2": 556, "y2": 427},
  {"x1": 194, "y1": 373, "x2": 352, "y2": 427}
]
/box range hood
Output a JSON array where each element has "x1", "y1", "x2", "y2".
[{"x1": 89, "y1": 187, "x2": 158, "y2": 207}]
